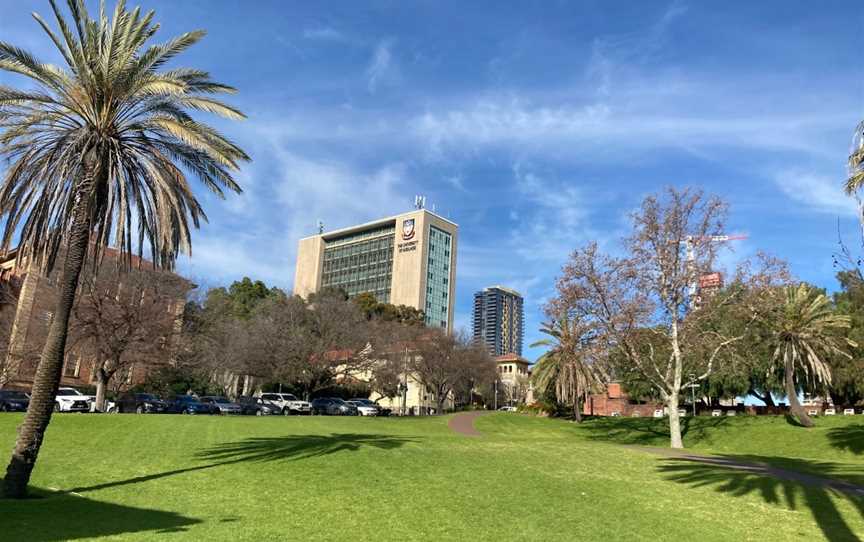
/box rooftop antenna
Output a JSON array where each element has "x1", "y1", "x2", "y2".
[
  {"x1": 414, "y1": 195, "x2": 426, "y2": 210},
  {"x1": 317, "y1": 220, "x2": 324, "y2": 234}
]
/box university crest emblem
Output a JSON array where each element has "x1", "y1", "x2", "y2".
[{"x1": 402, "y1": 218, "x2": 415, "y2": 240}]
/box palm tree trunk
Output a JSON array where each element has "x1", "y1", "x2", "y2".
[
  {"x1": 3, "y1": 162, "x2": 96, "y2": 498},
  {"x1": 572, "y1": 398, "x2": 583, "y2": 423},
  {"x1": 785, "y1": 356, "x2": 813, "y2": 428}
]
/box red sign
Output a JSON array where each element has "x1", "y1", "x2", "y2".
[{"x1": 699, "y1": 272, "x2": 722, "y2": 289}]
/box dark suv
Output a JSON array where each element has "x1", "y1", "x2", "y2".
[
  {"x1": 117, "y1": 393, "x2": 168, "y2": 414},
  {"x1": 169, "y1": 395, "x2": 216, "y2": 415},
  {"x1": 237, "y1": 396, "x2": 281, "y2": 416},
  {"x1": 0, "y1": 390, "x2": 30, "y2": 412},
  {"x1": 311, "y1": 397, "x2": 358, "y2": 416}
]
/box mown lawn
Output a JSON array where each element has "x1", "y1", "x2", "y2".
[{"x1": 0, "y1": 412, "x2": 862, "y2": 541}]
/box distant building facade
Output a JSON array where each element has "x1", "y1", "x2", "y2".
[
  {"x1": 583, "y1": 383, "x2": 664, "y2": 417},
  {"x1": 294, "y1": 209, "x2": 458, "y2": 330},
  {"x1": 473, "y1": 286, "x2": 524, "y2": 356},
  {"x1": 0, "y1": 249, "x2": 189, "y2": 391},
  {"x1": 494, "y1": 353, "x2": 532, "y2": 405}
]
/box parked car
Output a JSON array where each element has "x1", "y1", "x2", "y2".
[
  {"x1": 347, "y1": 399, "x2": 379, "y2": 416},
  {"x1": 311, "y1": 397, "x2": 358, "y2": 416},
  {"x1": 259, "y1": 392, "x2": 312, "y2": 415},
  {"x1": 0, "y1": 390, "x2": 30, "y2": 412},
  {"x1": 116, "y1": 393, "x2": 168, "y2": 414},
  {"x1": 169, "y1": 394, "x2": 215, "y2": 415},
  {"x1": 199, "y1": 396, "x2": 242, "y2": 415},
  {"x1": 237, "y1": 396, "x2": 281, "y2": 416},
  {"x1": 349, "y1": 398, "x2": 391, "y2": 417},
  {"x1": 55, "y1": 387, "x2": 92, "y2": 413},
  {"x1": 497, "y1": 406, "x2": 518, "y2": 412}
]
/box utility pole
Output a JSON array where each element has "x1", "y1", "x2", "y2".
[
  {"x1": 688, "y1": 373, "x2": 698, "y2": 417},
  {"x1": 402, "y1": 345, "x2": 409, "y2": 416},
  {"x1": 494, "y1": 380, "x2": 498, "y2": 411},
  {"x1": 683, "y1": 234, "x2": 748, "y2": 309}
]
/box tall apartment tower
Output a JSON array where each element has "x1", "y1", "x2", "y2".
[
  {"x1": 472, "y1": 286, "x2": 524, "y2": 356},
  {"x1": 293, "y1": 209, "x2": 457, "y2": 330}
]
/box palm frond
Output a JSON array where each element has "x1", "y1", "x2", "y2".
[{"x1": 0, "y1": 0, "x2": 248, "y2": 274}]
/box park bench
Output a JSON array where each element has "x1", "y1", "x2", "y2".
[
  {"x1": 711, "y1": 409, "x2": 722, "y2": 417},
  {"x1": 844, "y1": 408, "x2": 856, "y2": 415},
  {"x1": 825, "y1": 408, "x2": 836, "y2": 415}
]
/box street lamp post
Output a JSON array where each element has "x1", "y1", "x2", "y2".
[
  {"x1": 494, "y1": 380, "x2": 498, "y2": 411},
  {"x1": 688, "y1": 373, "x2": 698, "y2": 417}
]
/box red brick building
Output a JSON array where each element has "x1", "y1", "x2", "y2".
[
  {"x1": 0, "y1": 249, "x2": 190, "y2": 392},
  {"x1": 583, "y1": 382, "x2": 664, "y2": 417}
]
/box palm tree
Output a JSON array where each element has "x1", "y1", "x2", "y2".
[
  {"x1": 530, "y1": 313, "x2": 604, "y2": 423},
  {"x1": 0, "y1": 1, "x2": 248, "y2": 497},
  {"x1": 770, "y1": 284, "x2": 855, "y2": 428},
  {"x1": 843, "y1": 120, "x2": 864, "y2": 195}
]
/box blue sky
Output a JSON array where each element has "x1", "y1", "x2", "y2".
[{"x1": 1, "y1": 1, "x2": 863, "y2": 361}]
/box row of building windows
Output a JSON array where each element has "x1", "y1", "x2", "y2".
[
  {"x1": 323, "y1": 224, "x2": 395, "y2": 249},
  {"x1": 424, "y1": 226, "x2": 452, "y2": 329},
  {"x1": 322, "y1": 231, "x2": 395, "y2": 302}
]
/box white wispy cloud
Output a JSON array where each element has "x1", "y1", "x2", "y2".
[
  {"x1": 366, "y1": 39, "x2": 397, "y2": 93},
  {"x1": 410, "y1": 94, "x2": 847, "y2": 161},
  {"x1": 773, "y1": 169, "x2": 858, "y2": 215},
  {"x1": 302, "y1": 26, "x2": 346, "y2": 42}
]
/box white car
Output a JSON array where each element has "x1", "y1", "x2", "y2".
[
  {"x1": 497, "y1": 406, "x2": 518, "y2": 412},
  {"x1": 54, "y1": 387, "x2": 92, "y2": 413},
  {"x1": 347, "y1": 400, "x2": 379, "y2": 416},
  {"x1": 259, "y1": 393, "x2": 312, "y2": 415}
]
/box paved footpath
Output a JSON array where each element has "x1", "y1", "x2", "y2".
[
  {"x1": 630, "y1": 446, "x2": 864, "y2": 497},
  {"x1": 448, "y1": 411, "x2": 490, "y2": 437}
]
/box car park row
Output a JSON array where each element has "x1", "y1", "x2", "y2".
[{"x1": 0, "y1": 388, "x2": 392, "y2": 416}]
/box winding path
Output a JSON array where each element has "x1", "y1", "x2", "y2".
[{"x1": 448, "y1": 411, "x2": 490, "y2": 437}]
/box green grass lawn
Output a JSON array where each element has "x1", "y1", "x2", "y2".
[
  {"x1": 571, "y1": 413, "x2": 864, "y2": 487},
  {"x1": 1, "y1": 412, "x2": 862, "y2": 541}
]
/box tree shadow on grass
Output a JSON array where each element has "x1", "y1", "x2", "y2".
[
  {"x1": 828, "y1": 425, "x2": 864, "y2": 455},
  {"x1": 0, "y1": 488, "x2": 199, "y2": 541},
  {"x1": 575, "y1": 416, "x2": 733, "y2": 446},
  {"x1": 67, "y1": 433, "x2": 417, "y2": 494},
  {"x1": 658, "y1": 455, "x2": 864, "y2": 542}
]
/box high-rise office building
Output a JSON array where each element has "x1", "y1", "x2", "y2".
[
  {"x1": 472, "y1": 286, "x2": 524, "y2": 356},
  {"x1": 293, "y1": 209, "x2": 457, "y2": 330}
]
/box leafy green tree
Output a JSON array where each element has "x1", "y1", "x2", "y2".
[
  {"x1": 203, "y1": 277, "x2": 284, "y2": 320},
  {"x1": 831, "y1": 270, "x2": 864, "y2": 405},
  {"x1": 531, "y1": 313, "x2": 605, "y2": 423},
  {"x1": 769, "y1": 284, "x2": 855, "y2": 427},
  {"x1": 0, "y1": 1, "x2": 248, "y2": 497},
  {"x1": 353, "y1": 292, "x2": 426, "y2": 326}
]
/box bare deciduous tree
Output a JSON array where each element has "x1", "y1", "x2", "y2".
[
  {"x1": 70, "y1": 265, "x2": 193, "y2": 411},
  {"x1": 554, "y1": 188, "x2": 780, "y2": 448},
  {"x1": 410, "y1": 329, "x2": 495, "y2": 415}
]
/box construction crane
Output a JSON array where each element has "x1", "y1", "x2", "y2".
[{"x1": 685, "y1": 234, "x2": 748, "y2": 308}]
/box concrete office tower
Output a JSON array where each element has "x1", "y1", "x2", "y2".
[
  {"x1": 293, "y1": 209, "x2": 457, "y2": 330},
  {"x1": 472, "y1": 286, "x2": 524, "y2": 356}
]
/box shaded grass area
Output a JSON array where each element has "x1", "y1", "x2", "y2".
[
  {"x1": 570, "y1": 414, "x2": 864, "y2": 484},
  {"x1": 1, "y1": 413, "x2": 863, "y2": 541}
]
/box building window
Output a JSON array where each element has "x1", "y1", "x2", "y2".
[
  {"x1": 63, "y1": 356, "x2": 80, "y2": 378},
  {"x1": 425, "y1": 226, "x2": 453, "y2": 330}
]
